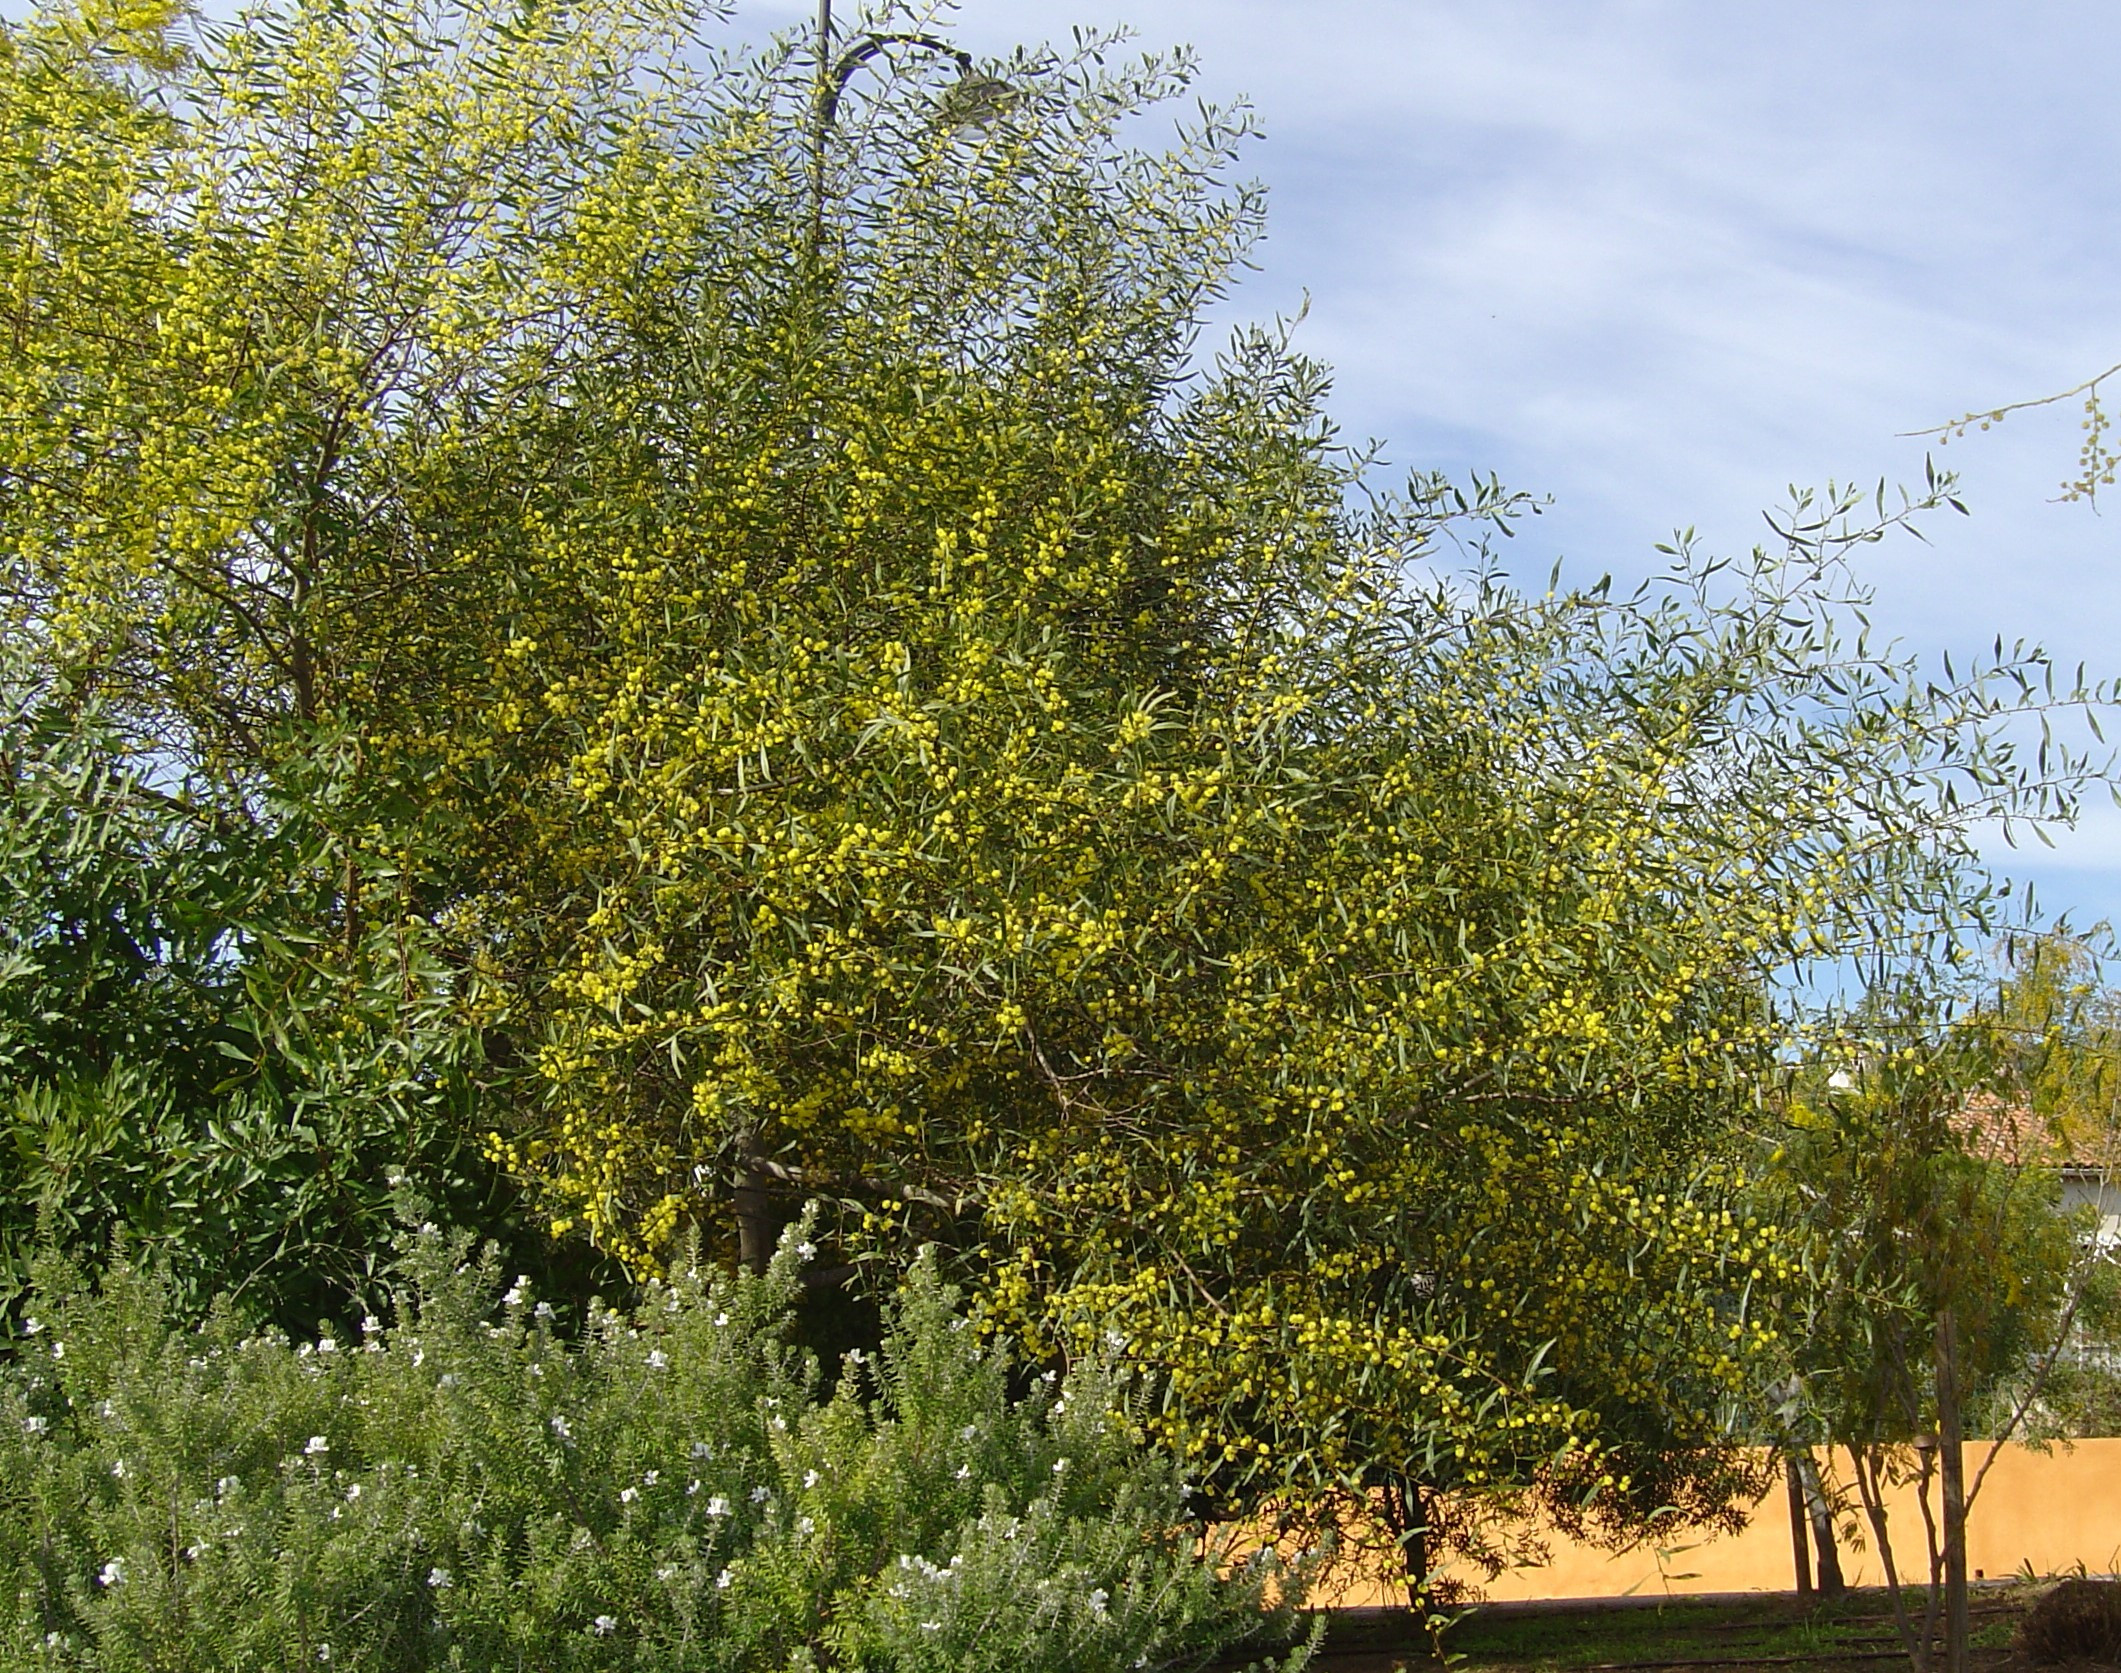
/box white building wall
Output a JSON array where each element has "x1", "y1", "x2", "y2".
[{"x1": 2062, "y1": 1169, "x2": 2121, "y2": 1252}]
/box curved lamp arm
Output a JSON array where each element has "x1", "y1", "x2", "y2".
[{"x1": 815, "y1": 31, "x2": 974, "y2": 137}]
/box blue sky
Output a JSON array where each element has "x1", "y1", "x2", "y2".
[{"x1": 737, "y1": 2, "x2": 2121, "y2": 930}]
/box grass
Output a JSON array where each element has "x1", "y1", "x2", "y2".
[{"x1": 1303, "y1": 1584, "x2": 2034, "y2": 1672}]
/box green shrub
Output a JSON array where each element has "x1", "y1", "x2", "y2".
[
  {"x1": 0, "y1": 1214, "x2": 1314, "y2": 1671},
  {"x1": 0, "y1": 663, "x2": 616, "y2": 1334}
]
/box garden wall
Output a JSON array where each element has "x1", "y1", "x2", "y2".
[{"x1": 1317, "y1": 1441, "x2": 2121, "y2": 1605}]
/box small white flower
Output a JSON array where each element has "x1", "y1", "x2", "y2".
[
  {"x1": 690, "y1": 1441, "x2": 712, "y2": 1460},
  {"x1": 550, "y1": 1415, "x2": 572, "y2": 1439},
  {"x1": 920, "y1": 1620, "x2": 941, "y2": 1634},
  {"x1": 318, "y1": 1644, "x2": 333, "y2": 1662},
  {"x1": 305, "y1": 1436, "x2": 330, "y2": 1456},
  {"x1": 22, "y1": 1317, "x2": 40, "y2": 1335},
  {"x1": 796, "y1": 1515, "x2": 815, "y2": 1535},
  {"x1": 503, "y1": 1278, "x2": 530, "y2": 1307},
  {"x1": 21, "y1": 1415, "x2": 45, "y2": 1435},
  {"x1": 1052, "y1": 1457, "x2": 1068, "y2": 1474},
  {"x1": 592, "y1": 1615, "x2": 617, "y2": 1636},
  {"x1": 960, "y1": 1424, "x2": 978, "y2": 1440},
  {"x1": 427, "y1": 1567, "x2": 453, "y2": 1589},
  {"x1": 802, "y1": 1469, "x2": 818, "y2": 1489},
  {"x1": 705, "y1": 1495, "x2": 729, "y2": 1516},
  {"x1": 657, "y1": 1564, "x2": 679, "y2": 1582},
  {"x1": 534, "y1": 1301, "x2": 555, "y2": 1321},
  {"x1": 97, "y1": 1559, "x2": 124, "y2": 1588},
  {"x1": 361, "y1": 1315, "x2": 383, "y2": 1336},
  {"x1": 316, "y1": 1337, "x2": 336, "y2": 1355},
  {"x1": 713, "y1": 1312, "x2": 729, "y2": 1328},
  {"x1": 411, "y1": 1349, "x2": 425, "y2": 1368},
  {"x1": 346, "y1": 1484, "x2": 362, "y2": 1501},
  {"x1": 97, "y1": 1399, "x2": 113, "y2": 1418},
  {"x1": 111, "y1": 1459, "x2": 128, "y2": 1479},
  {"x1": 1087, "y1": 1587, "x2": 1109, "y2": 1618},
  {"x1": 955, "y1": 1465, "x2": 971, "y2": 1481},
  {"x1": 716, "y1": 1568, "x2": 733, "y2": 1590},
  {"x1": 437, "y1": 1374, "x2": 457, "y2": 1389},
  {"x1": 642, "y1": 1470, "x2": 659, "y2": 1487},
  {"x1": 794, "y1": 1241, "x2": 816, "y2": 1260},
  {"x1": 215, "y1": 1476, "x2": 239, "y2": 1498},
  {"x1": 645, "y1": 1349, "x2": 668, "y2": 1370},
  {"x1": 619, "y1": 1487, "x2": 638, "y2": 1504},
  {"x1": 749, "y1": 1486, "x2": 770, "y2": 1504}
]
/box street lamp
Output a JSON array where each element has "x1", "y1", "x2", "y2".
[{"x1": 808, "y1": 0, "x2": 1010, "y2": 253}]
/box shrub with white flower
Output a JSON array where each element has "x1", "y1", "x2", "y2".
[{"x1": 0, "y1": 1210, "x2": 1311, "y2": 1671}]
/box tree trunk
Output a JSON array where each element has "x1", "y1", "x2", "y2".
[
  {"x1": 1850, "y1": 1442, "x2": 1927, "y2": 1673},
  {"x1": 735, "y1": 1130, "x2": 777, "y2": 1275},
  {"x1": 1935, "y1": 1307, "x2": 1970, "y2": 1673},
  {"x1": 1797, "y1": 1453, "x2": 1846, "y2": 1597},
  {"x1": 1784, "y1": 1453, "x2": 1813, "y2": 1600},
  {"x1": 1379, "y1": 1477, "x2": 1431, "y2": 1610}
]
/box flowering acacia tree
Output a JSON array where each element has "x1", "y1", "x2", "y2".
[{"x1": 1, "y1": 0, "x2": 2109, "y2": 1582}]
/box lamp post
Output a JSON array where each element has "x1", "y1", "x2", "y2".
[{"x1": 807, "y1": 0, "x2": 990, "y2": 256}]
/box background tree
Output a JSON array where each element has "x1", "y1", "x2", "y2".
[{"x1": 1764, "y1": 949, "x2": 2121, "y2": 1673}]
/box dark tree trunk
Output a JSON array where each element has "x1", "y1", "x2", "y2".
[
  {"x1": 1785, "y1": 1453, "x2": 1813, "y2": 1600},
  {"x1": 1936, "y1": 1307, "x2": 1970, "y2": 1673},
  {"x1": 735, "y1": 1131, "x2": 777, "y2": 1275},
  {"x1": 1379, "y1": 1477, "x2": 1431, "y2": 1610},
  {"x1": 1797, "y1": 1453, "x2": 1846, "y2": 1597}
]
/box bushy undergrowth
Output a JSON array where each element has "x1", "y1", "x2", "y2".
[
  {"x1": 0, "y1": 1216, "x2": 1313, "y2": 1671},
  {"x1": 2019, "y1": 1577, "x2": 2121, "y2": 1664}
]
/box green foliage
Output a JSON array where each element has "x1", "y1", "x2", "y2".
[
  {"x1": 0, "y1": 659, "x2": 612, "y2": 1331},
  {"x1": 1953, "y1": 935, "x2": 2121, "y2": 1439},
  {"x1": 1767, "y1": 967, "x2": 2098, "y2": 1456},
  {"x1": 0, "y1": 1212, "x2": 1311, "y2": 1670},
  {"x1": 1, "y1": 0, "x2": 2116, "y2": 1588}
]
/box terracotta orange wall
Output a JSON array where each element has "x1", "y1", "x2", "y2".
[{"x1": 1317, "y1": 1441, "x2": 2121, "y2": 1606}]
